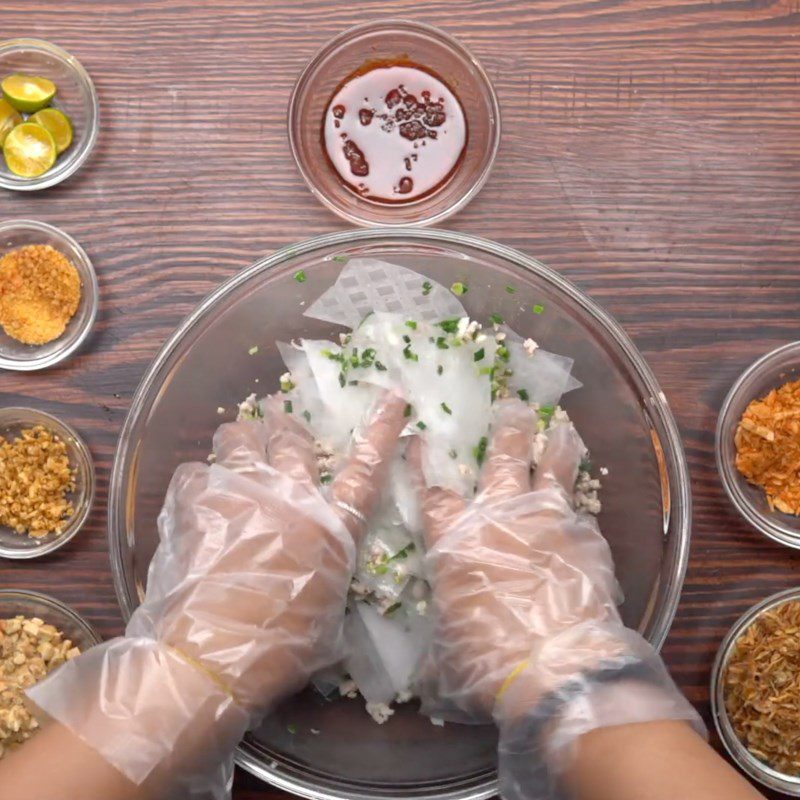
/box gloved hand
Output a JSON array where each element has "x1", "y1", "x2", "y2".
[
  {"x1": 411, "y1": 399, "x2": 703, "y2": 800},
  {"x1": 27, "y1": 392, "x2": 406, "y2": 800}
]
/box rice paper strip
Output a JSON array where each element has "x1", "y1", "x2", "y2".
[
  {"x1": 305, "y1": 259, "x2": 466, "y2": 329},
  {"x1": 507, "y1": 342, "x2": 582, "y2": 407}
]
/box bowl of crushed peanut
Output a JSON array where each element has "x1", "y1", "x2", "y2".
[
  {"x1": 0, "y1": 407, "x2": 94, "y2": 559},
  {"x1": 0, "y1": 589, "x2": 100, "y2": 760},
  {"x1": 0, "y1": 218, "x2": 99, "y2": 371},
  {"x1": 716, "y1": 341, "x2": 800, "y2": 549}
]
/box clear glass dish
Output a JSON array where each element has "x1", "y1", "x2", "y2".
[
  {"x1": 716, "y1": 341, "x2": 800, "y2": 548},
  {"x1": 0, "y1": 38, "x2": 99, "y2": 191},
  {"x1": 0, "y1": 219, "x2": 99, "y2": 371},
  {"x1": 288, "y1": 20, "x2": 500, "y2": 227},
  {"x1": 0, "y1": 589, "x2": 101, "y2": 650},
  {"x1": 108, "y1": 228, "x2": 691, "y2": 800},
  {"x1": 0, "y1": 407, "x2": 94, "y2": 559},
  {"x1": 711, "y1": 586, "x2": 800, "y2": 796}
]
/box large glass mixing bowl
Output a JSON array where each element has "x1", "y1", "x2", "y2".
[{"x1": 108, "y1": 228, "x2": 691, "y2": 800}]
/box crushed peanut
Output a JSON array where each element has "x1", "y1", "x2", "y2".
[
  {"x1": 0, "y1": 244, "x2": 82, "y2": 346},
  {"x1": 735, "y1": 379, "x2": 800, "y2": 514},
  {"x1": 0, "y1": 615, "x2": 81, "y2": 759},
  {"x1": 0, "y1": 426, "x2": 75, "y2": 538}
]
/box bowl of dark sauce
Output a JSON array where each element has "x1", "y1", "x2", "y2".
[{"x1": 288, "y1": 20, "x2": 500, "y2": 227}]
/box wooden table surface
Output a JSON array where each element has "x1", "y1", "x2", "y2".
[{"x1": 2, "y1": 1, "x2": 799, "y2": 797}]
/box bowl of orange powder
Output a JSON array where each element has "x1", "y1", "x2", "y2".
[
  {"x1": 716, "y1": 341, "x2": 800, "y2": 548},
  {"x1": 0, "y1": 219, "x2": 98, "y2": 371}
]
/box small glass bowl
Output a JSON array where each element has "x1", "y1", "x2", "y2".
[
  {"x1": 288, "y1": 19, "x2": 500, "y2": 227},
  {"x1": 716, "y1": 341, "x2": 800, "y2": 549},
  {"x1": 711, "y1": 586, "x2": 800, "y2": 796},
  {"x1": 0, "y1": 408, "x2": 94, "y2": 559},
  {"x1": 0, "y1": 589, "x2": 101, "y2": 650},
  {"x1": 0, "y1": 219, "x2": 99, "y2": 371},
  {"x1": 0, "y1": 38, "x2": 99, "y2": 191}
]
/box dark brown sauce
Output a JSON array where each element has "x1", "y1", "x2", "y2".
[{"x1": 322, "y1": 59, "x2": 468, "y2": 204}]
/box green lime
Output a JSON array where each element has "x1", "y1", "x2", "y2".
[
  {"x1": 3, "y1": 122, "x2": 57, "y2": 178},
  {"x1": 29, "y1": 107, "x2": 73, "y2": 154},
  {"x1": 1, "y1": 74, "x2": 57, "y2": 113},
  {"x1": 0, "y1": 98, "x2": 22, "y2": 146}
]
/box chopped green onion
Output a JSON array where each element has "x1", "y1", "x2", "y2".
[
  {"x1": 473, "y1": 436, "x2": 489, "y2": 466},
  {"x1": 375, "y1": 361, "x2": 388, "y2": 371},
  {"x1": 474, "y1": 347, "x2": 485, "y2": 362},
  {"x1": 441, "y1": 402, "x2": 452, "y2": 415},
  {"x1": 385, "y1": 602, "x2": 402, "y2": 615},
  {"x1": 403, "y1": 345, "x2": 419, "y2": 362},
  {"x1": 374, "y1": 564, "x2": 389, "y2": 575},
  {"x1": 438, "y1": 319, "x2": 460, "y2": 334},
  {"x1": 496, "y1": 345, "x2": 510, "y2": 362},
  {"x1": 579, "y1": 457, "x2": 593, "y2": 473},
  {"x1": 422, "y1": 280, "x2": 433, "y2": 296},
  {"x1": 405, "y1": 320, "x2": 418, "y2": 330},
  {"x1": 302, "y1": 410, "x2": 312, "y2": 422},
  {"x1": 416, "y1": 421, "x2": 427, "y2": 430},
  {"x1": 437, "y1": 364, "x2": 443, "y2": 375},
  {"x1": 348, "y1": 380, "x2": 359, "y2": 386},
  {"x1": 402, "y1": 334, "x2": 411, "y2": 344},
  {"x1": 319, "y1": 473, "x2": 333, "y2": 484},
  {"x1": 479, "y1": 365, "x2": 494, "y2": 376},
  {"x1": 517, "y1": 388, "x2": 530, "y2": 402},
  {"x1": 287, "y1": 724, "x2": 298, "y2": 734},
  {"x1": 332, "y1": 255, "x2": 348, "y2": 263},
  {"x1": 389, "y1": 543, "x2": 416, "y2": 561},
  {"x1": 533, "y1": 304, "x2": 545, "y2": 315},
  {"x1": 248, "y1": 345, "x2": 259, "y2": 356},
  {"x1": 284, "y1": 400, "x2": 293, "y2": 414},
  {"x1": 489, "y1": 313, "x2": 504, "y2": 326},
  {"x1": 294, "y1": 270, "x2": 306, "y2": 283},
  {"x1": 404, "y1": 404, "x2": 413, "y2": 418},
  {"x1": 448, "y1": 448, "x2": 458, "y2": 459},
  {"x1": 505, "y1": 285, "x2": 516, "y2": 294},
  {"x1": 539, "y1": 404, "x2": 555, "y2": 423},
  {"x1": 338, "y1": 372, "x2": 346, "y2": 388},
  {"x1": 436, "y1": 336, "x2": 449, "y2": 350},
  {"x1": 451, "y1": 281, "x2": 468, "y2": 296}
]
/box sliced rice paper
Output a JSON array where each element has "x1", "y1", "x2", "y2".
[
  {"x1": 305, "y1": 258, "x2": 467, "y2": 329},
  {"x1": 507, "y1": 342, "x2": 582, "y2": 407}
]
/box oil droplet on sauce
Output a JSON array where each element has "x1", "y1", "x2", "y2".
[{"x1": 322, "y1": 62, "x2": 467, "y2": 204}]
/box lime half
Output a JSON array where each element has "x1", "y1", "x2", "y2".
[
  {"x1": 30, "y1": 108, "x2": 73, "y2": 154},
  {"x1": 2, "y1": 74, "x2": 57, "y2": 113},
  {"x1": 0, "y1": 98, "x2": 22, "y2": 146},
  {"x1": 3, "y1": 122, "x2": 57, "y2": 178}
]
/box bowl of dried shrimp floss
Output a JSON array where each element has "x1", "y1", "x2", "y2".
[
  {"x1": 712, "y1": 588, "x2": 800, "y2": 794},
  {"x1": 0, "y1": 408, "x2": 94, "y2": 558},
  {"x1": 717, "y1": 342, "x2": 800, "y2": 548},
  {"x1": 0, "y1": 219, "x2": 98, "y2": 371}
]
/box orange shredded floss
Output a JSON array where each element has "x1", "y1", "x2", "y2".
[
  {"x1": 0, "y1": 244, "x2": 81, "y2": 346},
  {"x1": 735, "y1": 378, "x2": 800, "y2": 515}
]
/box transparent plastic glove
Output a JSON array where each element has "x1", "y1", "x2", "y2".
[
  {"x1": 27, "y1": 392, "x2": 407, "y2": 800},
  {"x1": 410, "y1": 399, "x2": 703, "y2": 800}
]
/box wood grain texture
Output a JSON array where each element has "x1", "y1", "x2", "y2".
[{"x1": 1, "y1": 0, "x2": 799, "y2": 796}]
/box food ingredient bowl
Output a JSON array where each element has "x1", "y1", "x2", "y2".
[
  {"x1": 0, "y1": 219, "x2": 99, "y2": 371},
  {"x1": 109, "y1": 228, "x2": 691, "y2": 800},
  {"x1": 716, "y1": 341, "x2": 800, "y2": 549},
  {"x1": 288, "y1": 20, "x2": 500, "y2": 227},
  {"x1": 0, "y1": 407, "x2": 94, "y2": 559},
  {"x1": 0, "y1": 589, "x2": 101, "y2": 651},
  {"x1": 711, "y1": 586, "x2": 800, "y2": 796},
  {"x1": 0, "y1": 39, "x2": 99, "y2": 191}
]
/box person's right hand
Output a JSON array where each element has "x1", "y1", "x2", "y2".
[
  {"x1": 410, "y1": 399, "x2": 623, "y2": 721},
  {"x1": 411, "y1": 399, "x2": 702, "y2": 800}
]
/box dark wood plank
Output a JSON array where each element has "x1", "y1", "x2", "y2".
[{"x1": 2, "y1": 0, "x2": 800, "y2": 796}]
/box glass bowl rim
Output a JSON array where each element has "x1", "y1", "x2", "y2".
[
  {"x1": 108, "y1": 226, "x2": 692, "y2": 800},
  {"x1": 715, "y1": 340, "x2": 800, "y2": 549},
  {"x1": 0, "y1": 587, "x2": 102, "y2": 646},
  {"x1": 710, "y1": 585, "x2": 800, "y2": 795},
  {"x1": 0, "y1": 406, "x2": 95, "y2": 559},
  {"x1": 0, "y1": 37, "x2": 100, "y2": 192},
  {"x1": 286, "y1": 18, "x2": 501, "y2": 228},
  {"x1": 0, "y1": 218, "x2": 100, "y2": 372}
]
